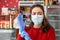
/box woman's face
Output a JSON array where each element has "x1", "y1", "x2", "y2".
[
  {"x1": 31, "y1": 7, "x2": 44, "y2": 16},
  {"x1": 31, "y1": 7, "x2": 44, "y2": 25}
]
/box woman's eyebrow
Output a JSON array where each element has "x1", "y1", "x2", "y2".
[{"x1": 38, "y1": 12, "x2": 42, "y2": 13}]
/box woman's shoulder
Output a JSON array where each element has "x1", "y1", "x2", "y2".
[{"x1": 47, "y1": 27, "x2": 55, "y2": 33}]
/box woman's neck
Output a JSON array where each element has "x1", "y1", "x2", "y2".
[{"x1": 33, "y1": 24, "x2": 42, "y2": 28}]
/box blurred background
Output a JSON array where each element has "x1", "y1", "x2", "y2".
[{"x1": 0, "y1": 0, "x2": 60, "y2": 40}]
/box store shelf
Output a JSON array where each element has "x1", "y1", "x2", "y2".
[
  {"x1": 19, "y1": 1, "x2": 44, "y2": 6},
  {"x1": 56, "y1": 34, "x2": 60, "y2": 36},
  {"x1": 19, "y1": 1, "x2": 44, "y2": 3},
  {"x1": 55, "y1": 29, "x2": 60, "y2": 31},
  {"x1": 11, "y1": 37, "x2": 16, "y2": 40},
  {"x1": 0, "y1": 29, "x2": 14, "y2": 33},
  {"x1": 47, "y1": 15, "x2": 60, "y2": 16},
  {"x1": 20, "y1": 0, "x2": 44, "y2": 1},
  {"x1": 0, "y1": 29, "x2": 15, "y2": 40},
  {"x1": 48, "y1": 5, "x2": 60, "y2": 8},
  {"x1": 47, "y1": 7, "x2": 60, "y2": 40},
  {"x1": 48, "y1": 20, "x2": 60, "y2": 22}
]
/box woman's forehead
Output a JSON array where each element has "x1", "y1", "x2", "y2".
[{"x1": 32, "y1": 7, "x2": 43, "y2": 12}]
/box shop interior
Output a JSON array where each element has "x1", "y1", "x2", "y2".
[{"x1": 0, "y1": 0, "x2": 60, "y2": 40}]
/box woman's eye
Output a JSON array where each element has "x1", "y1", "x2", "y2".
[
  {"x1": 39, "y1": 13, "x2": 42, "y2": 15},
  {"x1": 37, "y1": 12, "x2": 42, "y2": 15},
  {"x1": 32, "y1": 12, "x2": 36, "y2": 15}
]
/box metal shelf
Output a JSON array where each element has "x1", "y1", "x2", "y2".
[
  {"x1": 47, "y1": 15, "x2": 60, "y2": 16},
  {"x1": 48, "y1": 5, "x2": 60, "y2": 8},
  {"x1": 48, "y1": 20, "x2": 60, "y2": 22},
  {"x1": 47, "y1": 7, "x2": 60, "y2": 38},
  {"x1": 55, "y1": 29, "x2": 60, "y2": 31},
  {"x1": 20, "y1": 0, "x2": 44, "y2": 1},
  {"x1": 0, "y1": 29, "x2": 14, "y2": 33},
  {"x1": 19, "y1": 1, "x2": 44, "y2": 6},
  {"x1": 56, "y1": 34, "x2": 60, "y2": 36}
]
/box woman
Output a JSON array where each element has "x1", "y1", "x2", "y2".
[{"x1": 16, "y1": 5, "x2": 56, "y2": 40}]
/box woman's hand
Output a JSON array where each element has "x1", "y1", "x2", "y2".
[
  {"x1": 17, "y1": 13, "x2": 31, "y2": 40},
  {"x1": 17, "y1": 13, "x2": 26, "y2": 32}
]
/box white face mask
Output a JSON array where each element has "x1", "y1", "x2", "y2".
[
  {"x1": 26, "y1": 18, "x2": 31, "y2": 24},
  {"x1": 31, "y1": 15, "x2": 43, "y2": 25},
  {"x1": 25, "y1": 18, "x2": 31, "y2": 27}
]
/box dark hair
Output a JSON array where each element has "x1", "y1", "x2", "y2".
[
  {"x1": 20, "y1": 7, "x2": 25, "y2": 13},
  {"x1": 30, "y1": 4, "x2": 51, "y2": 32}
]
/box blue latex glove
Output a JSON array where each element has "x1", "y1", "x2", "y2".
[
  {"x1": 17, "y1": 13, "x2": 31, "y2": 40},
  {"x1": 17, "y1": 13, "x2": 25, "y2": 32}
]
